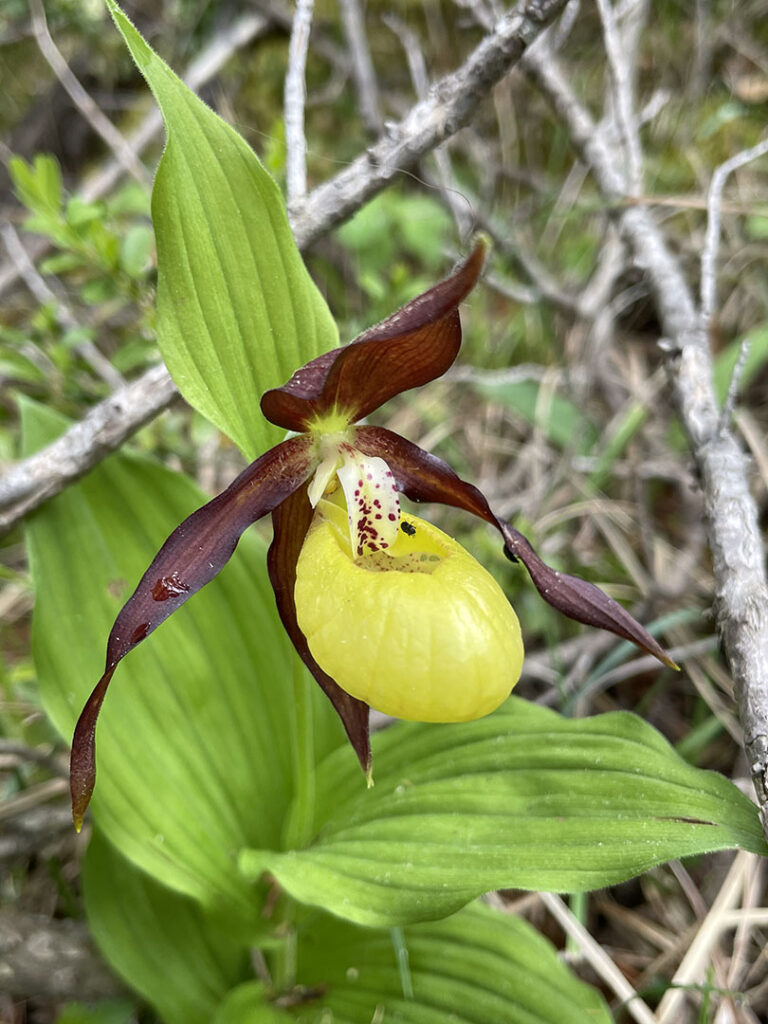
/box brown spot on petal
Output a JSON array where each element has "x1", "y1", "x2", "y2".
[
  {"x1": 129, "y1": 622, "x2": 150, "y2": 644},
  {"x1": 152, "y1": 572, "x2": 191, "y2": 602}
]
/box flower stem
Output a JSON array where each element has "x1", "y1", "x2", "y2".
[{"x1": 283, "y1": 656, "x2": 316, "y2": 851}]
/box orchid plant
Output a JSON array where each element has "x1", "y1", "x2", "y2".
[
  {"x1": 70, "y1": 237, "x2": 675, "y2": 830},
  {"x1": 21, "y1": 5, "x2": 768, "y2": 1021}
]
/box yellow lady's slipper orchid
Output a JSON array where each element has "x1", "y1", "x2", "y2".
[
  {"x1": 296, "y1": 496, "x2": 523, "y2": 722},
  {"x1": 70, "y1": 239, "x2": 675, "y2": 830}
]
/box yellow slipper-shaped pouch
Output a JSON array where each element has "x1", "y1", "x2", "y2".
[{"x1": 295, "y1": 495, "x2": 524, "y2": 722}]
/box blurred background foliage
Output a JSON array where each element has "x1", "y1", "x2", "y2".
[{"x1": 2, "y1": 0, "x2": 768, "y2": 1021}]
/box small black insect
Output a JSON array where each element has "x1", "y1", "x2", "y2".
[{"x1": 400, "y1": 521, "x2": 416, "y2": 536}]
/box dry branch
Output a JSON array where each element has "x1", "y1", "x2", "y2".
[
  {"x1": 0, "y1": 364, "x2": 179, "y2": 535},
  {"x1": 284, "y1": 0, "x2": 314, "y2": 209},
  {"x1": 291, "y1": 0, "x2": 570, "y2": 249},
  {"x1": 0, "y1": 0, "x2": 569, "y2": 537},
  {"x1": 338, "y1": 0, "x2": 383, "y2": 134},
  {"x1": 524, "y1": 37, "x2": 768, "y2": 838}
]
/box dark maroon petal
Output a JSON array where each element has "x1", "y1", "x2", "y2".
[
  {"x1": 260, "y1": 238, "x2": 487, "y2": 431},
  {"x1": 259, "y1": 348, "x2": 340, "y2": 432},
  {"x1": 268, "y1": 486, "x2": 371, "y2": 776},
  {"x1": 499, "y1": 524, "x2": 678, "y2": 670},
  {"x1": 356, "y1": 425, "x2": 677, "y2": 670},
  {"x1": 70, "y1": 435, "x2": 316, "y2": 830}
]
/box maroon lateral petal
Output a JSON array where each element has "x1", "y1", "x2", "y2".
[
  {"x1": 260, "y1": 238, "x2": 488, "y2": 431},
  {"x1": 355, "y1": 425, "x2": 677, "y2": 670},
  {"x1": 268, "y1": 486, "x2": 371, "y2": 776},
  {"x1": 70, "y1": 435, "x2": 316, "y2": 831}
]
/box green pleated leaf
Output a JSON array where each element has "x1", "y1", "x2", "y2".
[
  {"x1": 24, "y1": 400, "x2": 343, "y2": 911},
  {"x1": 83, "y1": 831, "x2": 248, "y2": 1024},
  {"x1": 241, "y1": 700, "x2": 767, "y2": 926},
  {"x1": 214, "y1": 903, "x2": 610, "y2": 1024},
  {"x1": 104, "y1": 0, "x2": 338, "y2": 458},
  {"x1": 84, "y1": 828, "x2": 610, "y2": 1024}
]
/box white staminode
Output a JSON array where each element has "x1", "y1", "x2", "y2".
[{"x1": 336, "y1": 450, "x2": 401, "y2": 558}]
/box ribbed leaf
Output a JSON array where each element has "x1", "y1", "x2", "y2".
[
  {"x1": 288, "y1": 902, "x2": 611, "y2": 1024},
  {"x1": 85, "y1": 831, "x2": 610, "y2": 1024},
  {"x1": 241, "y1": 699, "x2": 767, "y2": 926},
  {"x1": 214, "y1": 903, "x2": 610, "y2": 1024},
  {"x1": 83, "y1": 831, "x2": 248, "y2": 1024},
  {"x1": 105, "y1": 0, "x2": 338, "y2": 458},
  {"x1": 23, "y1": 401, "x2": 343, "y2": 910}
]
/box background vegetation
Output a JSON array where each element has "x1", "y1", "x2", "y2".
[{"x1": 2, "y1": 1, "x2": 768, "y2": 1021}]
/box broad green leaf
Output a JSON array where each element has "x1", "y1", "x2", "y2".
[
  {"x1": 215, "y1": 903, "x2": 610, "y2": 1024},
  {"x1": 104, "y1": 0, "x2": 338, "y2": 458},
  {"x1": 287, "y1": 902, "x2": 611, "y2": 1024},
  {"x1": 85, "y1": 831, "x2": 609, "y2": 1024},
  {"x1": 24, "y1": 401, "x2": 344, "y2": 911},
  {"x1": 241, "y1": 700, "x2": 767, "y2": 926},
  {"x1": 83, "y1": 831, "x2": 248, "y2": 1024}
]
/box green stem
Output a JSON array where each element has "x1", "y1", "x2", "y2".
[
  {"x1": 391, "y1": 927, "x2": 414, "y2": 1000},
  {"x1": 283, "y1": 657, "x2": 316, "y2": 851}
]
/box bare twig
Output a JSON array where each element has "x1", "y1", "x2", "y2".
[
  {"x1": 595, "y1": 0, "x2": 643, "y2": 194},
  {"x1": 383, "y1": 13, "x2": 471, "y2": 236},
  {"x1": 0, "y1": 222, "x2": 125, "y2": 390},
  {"x1": 0, "y1": 9, "x2": 272, "y2": 299},
  {"x1": 0, "y1": 0, "x2": 569, "y2": 537},
  {"x1": 524, "y1": 38, "x2": 768, "y2": 838},
  {"x1": 539, "y1": 892, "x2": 657, "y2": 1024},
  {"x1": 284, "y1": 0, "x2": 314, "y2": 210},
  {"x1": 0, "y1": 779, "x2": 68, "y2": 821},
  {"x1": 656, "y1": 852, "x2": 754, "y2": 1023},
  {"x1": 338, "y1": 0, "x2": 383, "y2": 134},
  {"x1": 28, "y1": 0, "x2": 150, "y2": 187},
  {"x1": 0, "y1": 739, "x2": 66, "y2": 778},
  {"x1": 719, "y1": 335, "x2": 751, "y2": 434},
  {"x1": 292, "y1": 0, "x2": 571, "y2": 249},
  {"x1": 0, "y1": 364, "x2": 179, "y2": 536},
  {"x1": 700, "y1": 134, "x2": 768, "y2": 327}
]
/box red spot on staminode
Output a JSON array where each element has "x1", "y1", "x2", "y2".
[{"x1": 388, "y1": 513, "x2": 397, "y2": 521}]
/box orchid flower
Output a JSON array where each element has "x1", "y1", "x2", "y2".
[{"x1": 70, "y1": 239, "x2": 675, "y2": 830}]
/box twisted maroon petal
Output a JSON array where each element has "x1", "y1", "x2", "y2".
[
  {"x1": 267, "y1": 486, "x2": 371, "y2": 775},
  {"x1": 70, "y1": 435, "x2": 316, "y2": 830},
  {"x1": 355, "y1": 425, "x2": 677, "y2": 671},
  {"x1": 260, "y1": 239, "x2": 487, "y2": 431}
]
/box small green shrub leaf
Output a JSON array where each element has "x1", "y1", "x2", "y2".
[
  {"x1": 104, "y1": 0, "x2": 338, "y2": 458},
  {"x1": 241, "y1": 700, "x2": 767, "y2": 926}
]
